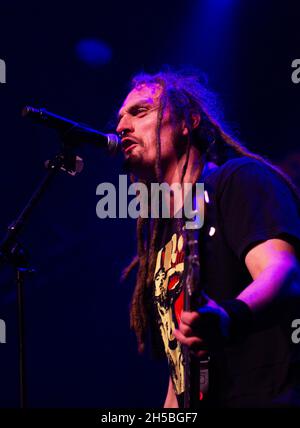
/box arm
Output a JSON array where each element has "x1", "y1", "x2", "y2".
[
  {"x1": 174, "y1": 238, "x2": 300, "y2": 351},
  {"x1": 163, "y1": 377, "x2": 179, "y2": 408},
  {"x1": 238, "y1": 238, "x2": 300, "y2": 316}
]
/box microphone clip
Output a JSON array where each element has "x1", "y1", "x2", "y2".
[{"x1": 45, "y1": 151, "x2": 84, "y2": 177}]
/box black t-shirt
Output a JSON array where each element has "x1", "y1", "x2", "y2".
[{"x1": 153, "y1": 157, "x2": 300, "y2": 408}]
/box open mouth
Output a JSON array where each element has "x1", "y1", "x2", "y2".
[
  {"x1": 124, "y1": 143, "x2": 137, "y2": 154},
  {"x1": 122, "y1": 138, "x2": 139, "y2": 154}
]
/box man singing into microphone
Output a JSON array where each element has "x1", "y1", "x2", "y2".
[{"x1": 116, "y1": 70, "x2": 300, "y2": 408}]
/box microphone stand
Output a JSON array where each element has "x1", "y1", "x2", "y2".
[{"x1": 0, "y1": 147, "x2": 83, "y2": 408}]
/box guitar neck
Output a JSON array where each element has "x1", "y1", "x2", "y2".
[{"x1": 183, "y1": 227, "x2": 208, "y2": 408}]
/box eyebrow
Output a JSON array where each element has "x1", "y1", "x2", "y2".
[{"x1": 117, "y1": 98, "x2": 154, "y2": 122}]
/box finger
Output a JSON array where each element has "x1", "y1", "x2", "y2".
[
  {"x1": 180, "y1": 311, "x2": 201, "y2": 327},
  {"x1": 173, "y1": 328, "x2": 204, "y2": 349},
  {"x1": 178, "y1": 322, "x2": 193, "y2": 337}
]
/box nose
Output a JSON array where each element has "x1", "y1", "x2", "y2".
[{"x1": 116, "y1": 114, "x2": 134, "y2": 137}]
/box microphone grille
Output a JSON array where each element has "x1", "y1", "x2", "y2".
[
  {"x1": 107, "y1": 133, "x2": 121, "y2": 155},
  {"x1": 21, "y1": 106, "x2": 41, "y2": 118}
]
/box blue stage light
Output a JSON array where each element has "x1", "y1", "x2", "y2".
[{"x1": 75, "y1": 38, "x2": 112, "y2": 67}]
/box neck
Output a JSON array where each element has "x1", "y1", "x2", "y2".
[
  {"x1": 162, "y1": 146, "x2": 205, "y2": 186},
  {"x1": 159, "y1": 147, "x2": 205, "y2": 217}
]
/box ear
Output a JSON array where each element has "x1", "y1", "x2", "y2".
[{"x1": 182, "y1": 113, "x2": 201, "y2": 136}]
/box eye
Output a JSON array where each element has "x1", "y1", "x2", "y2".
[
  {"x1": 130, "y1": 105, "x2": 149, "y2": 117},
  {"x1": 135, "y1": 107, "x2": 148, "y2": 116}
]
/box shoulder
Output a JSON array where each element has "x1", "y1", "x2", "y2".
[
  {"x1": 203, "y1": 157, "x2": 300, "y2": 260},
  {"x1": 205, "y1": 157, "x2": 294, "y2": 199},
  {"x1": 209, "y1": 157, "x2": 274, "y2": 181}
]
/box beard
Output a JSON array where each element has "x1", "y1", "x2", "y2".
[{"x1": 122, "y1": 152, "x2": 156, "y2": 182}]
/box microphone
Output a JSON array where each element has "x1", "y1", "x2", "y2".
[{"x1": 22, "y1": 106, "x2": 120, "y2": 155}]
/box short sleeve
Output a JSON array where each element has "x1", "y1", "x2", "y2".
[{"x1": 218, "y1": 160, "x2": 300, "y2": 260}]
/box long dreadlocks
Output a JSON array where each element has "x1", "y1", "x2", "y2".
[{"x1": 121, "y1": 70, "x2": 298, "y2": 353}]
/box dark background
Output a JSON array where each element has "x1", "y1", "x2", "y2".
[{"x1": 0, "y1": 0, "x2": 299, "y2": 407}]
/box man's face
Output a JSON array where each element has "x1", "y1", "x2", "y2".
[{"x1": 116, "y1": 83, "x2": 186, "y2": 180}]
